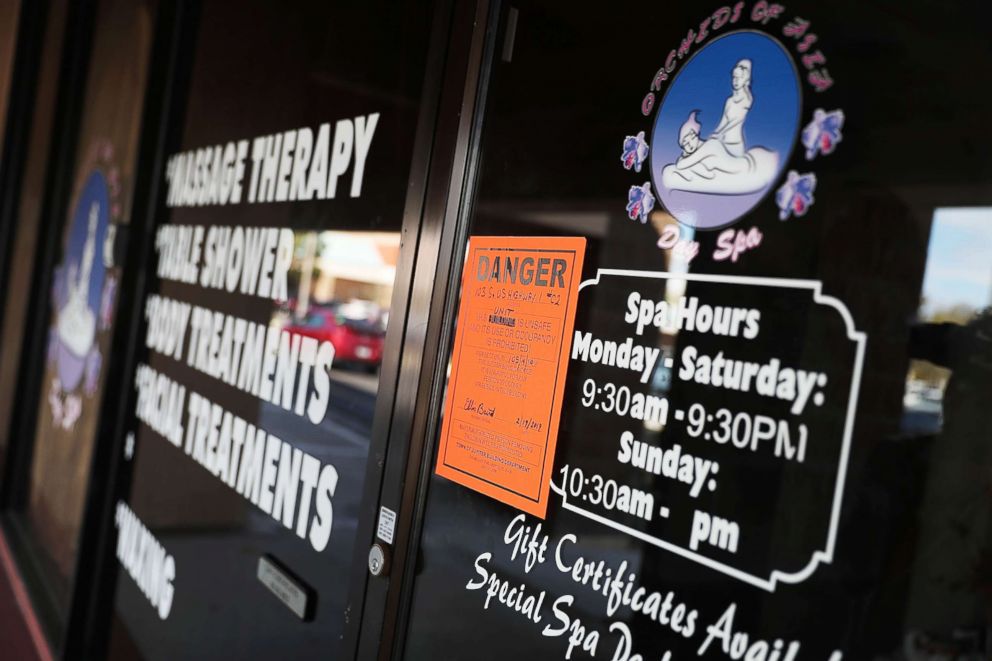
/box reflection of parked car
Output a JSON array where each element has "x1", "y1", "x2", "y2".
[{"x1": 286, "y1": 301, "x2": 386, "y2": 371}]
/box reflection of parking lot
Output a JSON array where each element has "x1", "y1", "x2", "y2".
[
  {"x1": 121, "y1": 368, "x2": 382, "y2": 661},
  {"x1": 256, "y1": 366, "x2": 381, "y2": 525},
  {"x1": 258, "y1": 369, "x2": 378, "y2": 457},
  {"x1": 901, "y1": 379, "x2": 944, "y2": 435},
  {"x1": 330, "y1": 366, "x2": 378, "y2": 396}
]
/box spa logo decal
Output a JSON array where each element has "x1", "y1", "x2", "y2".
[
  {"x1": 620, "y1": 3, "x2": 844, "y2": 263},
  {"x1": 47, "y1": 141, "x2": 122, "y2": 430}
]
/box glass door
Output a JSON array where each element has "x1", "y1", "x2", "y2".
[
  {"x1": 390, "y1": 2, "x2": 992, "y2": 660},
  {"x1": 105, "y1": 1, "x2": 440, "y2": 658}
]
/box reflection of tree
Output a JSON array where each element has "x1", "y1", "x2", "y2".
[{"x1": 927, "y1": 304, "x2": 979, "y2": 325}]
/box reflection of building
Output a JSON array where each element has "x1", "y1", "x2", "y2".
[{"x1": 311, "y1": 231, "x2": 399, "y2": 308}]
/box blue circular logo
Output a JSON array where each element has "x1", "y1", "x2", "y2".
[
  {"x1": 650, "y1": 31, "x2": 800, "y2": 230},
  {"x1": 65, "y1": 172, "x2": 110, "y2": 313},
  {"x1": 51, "y1": 171, "x2": 110, "y2": 390}
]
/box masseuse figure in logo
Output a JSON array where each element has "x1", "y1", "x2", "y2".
[
  {"x1": 650, "y1": 32, "x2": 800, "y2": 230},
  {"x1": 662, "y1": 59, "x2": 777, "y2": 195},
  {"x1": 47, "y1": 171, "x2": 113, "y2": 430}
]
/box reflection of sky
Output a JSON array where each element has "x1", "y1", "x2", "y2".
[
  {"x1": 650, "y1": 31, "x2": 799, "y2": 229},
  {"x1": 920, "y1": 207, "x2": 992, "y2": 316}
]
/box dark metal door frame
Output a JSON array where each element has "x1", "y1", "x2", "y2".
[
  {"x1": 0, "y1": 0, "x2": 101, "y2": 648},
  {"x1": 0, "y1": 0, "x2": 53, "y2": 375},
  {"x1": 354, "y1": 1, "x2": 504, "y2": 658}
]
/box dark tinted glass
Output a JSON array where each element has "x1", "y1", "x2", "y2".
[
  {"x1": 109, "y1": 1, "x2": 432, "y2": 659},
  {"x1": 18, "y1": 0, "x2": 156, "y2": 612},
  {"x1": 404, "y1": 2, "x2": 992, "y2": 659},
  {"x1": 0, "y1": 0, "x2": 65, "y2": 488}
]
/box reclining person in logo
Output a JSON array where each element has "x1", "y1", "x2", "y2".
[{"x1": 661, "y1": 59, "x2": 778, "y2": 195}]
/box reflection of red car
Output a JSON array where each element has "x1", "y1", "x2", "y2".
[{"x1": 287, "y1": 303, "x2": 386, "y2": 370}]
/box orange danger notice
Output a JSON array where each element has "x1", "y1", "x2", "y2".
[{"x1": 435, "y1": 236, "x2": 586, "y2": 518}]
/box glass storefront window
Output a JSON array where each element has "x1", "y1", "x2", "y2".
[
  {"x1": 16, "y1": 0, "x2": 156, "y2": 613},
  {"x1": 0, "y1": 0, "x2": 66, "y2": 485},
  {"x1": 108, "y1": 2, "x2": 433, "y2": 658},
  {"x1": 3, "y1": 2, "x2": 992, "y2": 658},
  {"x1": 402, "y1": 2, "x2": 992, "y2": 659}
]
